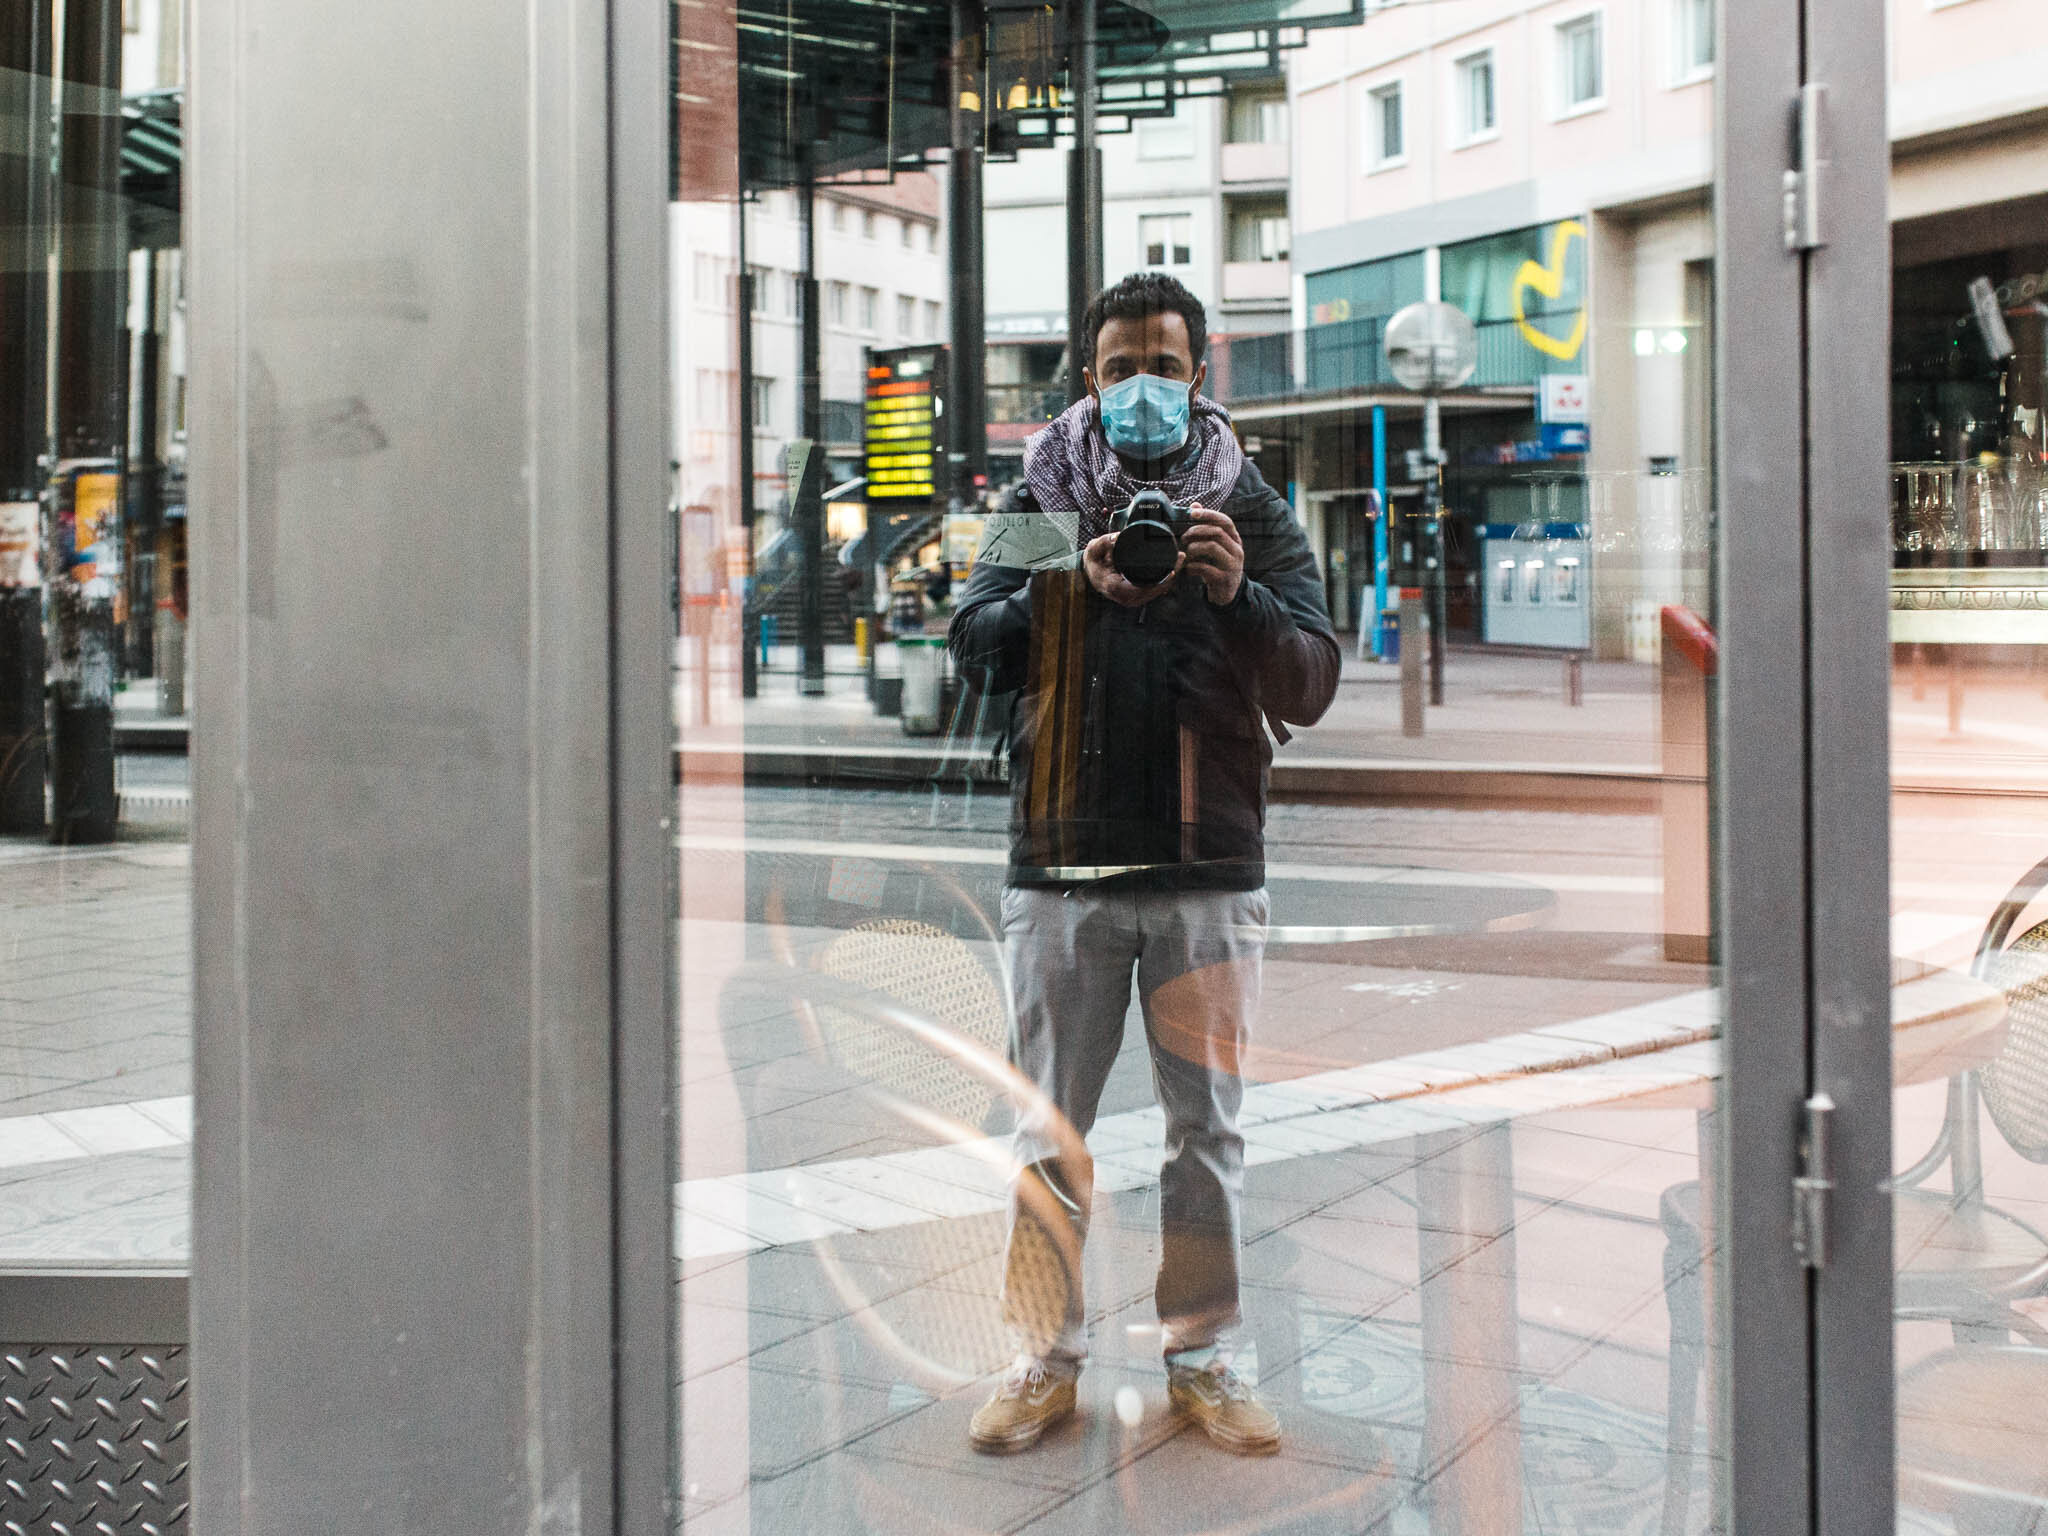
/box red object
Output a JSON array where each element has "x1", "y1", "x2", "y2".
[{"x1": 1661, "y1": 605, "x2": 1718, "y2": 676}]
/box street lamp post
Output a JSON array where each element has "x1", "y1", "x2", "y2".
[{"x1": 1384, "y1": 300, "x2": 1478, "y2": 709}]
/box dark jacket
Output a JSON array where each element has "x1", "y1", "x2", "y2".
[{"x1": 949, "y1": 460, "x2": 1339, "y2": 891}]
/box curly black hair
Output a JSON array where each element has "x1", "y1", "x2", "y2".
[{"x1": 1081, "y1": 271, "x2": 1209, "y2": 373}]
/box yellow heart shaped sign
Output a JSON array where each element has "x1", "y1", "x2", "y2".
[{"x1": 1512, "y1": 220, "x2": 1588, "y2": 361}]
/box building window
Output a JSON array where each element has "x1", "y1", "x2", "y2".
[
  {"x1": 693, "y1": 253, "x2": 729, "y2": 306},
  {"x1": 1139, "y1": 213, "x2": 1193, "y2": 268},
  {"x1": 1673, "y1": 0, "x2": 1713, "y2": 79},
  {"x1": 896, "y1": 294, "x2": 915, "y2": 335},
  {"x1": 748, "y1": 266, "x2": 771, "y2": 315},
  {"x1": 1136, "y1": 116, "x2": 1197, "y2": 160},
  {"x1": 923, "y1": 224, "x2": 937, "y2": 253},
  {"x1": 1367, "y1": 82, "x2": 1404, "y2": 167},
  {"x1": 830, "y1": 200, "x2": 847, "y2": 231},
  {"x1": 1456, "y1": 51, "x2": 1496, "y2": 142},
  {"x1": 693, "y1": 368, "x2": 731, "y2": 426},
  {"x1": 1227, "y1": 200, "x2": 1290, "y2": 263},
  {"x1": 827, "y1": 281, "x2": 849, "y2": 326},
  {"x1": 862, "y1": 209, "x2": 877, "y2": 239},
  {"x1": 750, "y1": 376, "x2": 777, "y2": 432},
  {"x1": 1556, "y1": 13, "x2": 1604, "y2": 113},
  {"x1": 1226, "y1": 86, "x2": 1288, "y2": 145},
  {"x1": 923, "y1": 299, "x2": 942, "y2": 339},
  {"x1": 900, "y1": 218, "x2": 914, "y2": 248},
  {"x1": 859, "y1": 285, "x2": 880, "y2": 331}
]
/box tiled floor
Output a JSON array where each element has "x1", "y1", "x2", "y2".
[{"x1": 7, "y1": 767, "x2": 2048, "y2": 1530}]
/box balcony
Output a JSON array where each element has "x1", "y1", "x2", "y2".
[
  {"x1": 985, "y1": 381, "x2": 1065, "y2": 444},
  {"x1": 1222, "y1": 260, "x2": 1291, "y2": 304},
  {"x1": 1220, "y1": 140, "x2": 1289, "y2": 184},
  {"x1": 1210, "y1": 316, "x2": 1547, "y2": 406}
]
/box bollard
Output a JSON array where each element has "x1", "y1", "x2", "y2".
[
  {"x1": 1565, "y1": 653, "x2": 1583, "y2": 707},
  {"x1": 1399, "y1": 592, "x2": 1425, "y2": 738}
]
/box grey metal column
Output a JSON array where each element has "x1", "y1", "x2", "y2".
[
  {"x1": 1715, "y1": 0, "x2": 1818, "y2": 1530},
  {"x1": 0, "y1": 0, "x2": 51, "y2": 833},
  {"x1": 188, "y1": 0, "x2": 674, "y2": 1531},
  {"x1": 948, "y1": 0, "x2": 988, "y2": 493},
  {"x1": 1802, "y1": 0, "x2": 1896, "y2": 1530},
  {"x1": 49, "y1": 0, "x2": 122, "y2": 844},
  {"x1": 1064, "y1": 0, "x2": 1101, "y2": 402}
]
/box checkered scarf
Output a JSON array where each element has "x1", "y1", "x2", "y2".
[{"x1": 1021, "y1": 393, "x2": 1246, "y2": 548}]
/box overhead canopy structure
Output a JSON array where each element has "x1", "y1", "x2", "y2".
[
  {"x1": 119, "y1": 88, "x2": 183, "y2": 248},
  {"x1": 733, "y1": 0, "x2": 1361, "y2": 188}
]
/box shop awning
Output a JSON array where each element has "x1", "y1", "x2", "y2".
[{"x1": 120, "y1": 88, "x2": 183, "y2": 247}]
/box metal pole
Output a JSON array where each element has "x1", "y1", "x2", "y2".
[
  {"x1": 0, "y1": 0, "x2": 52, "y2": 833},
  {"x1": 948, "y1": 0, "x2": 987, "y2": 490},
  {"x1": 796, "y1": 153, "x2": 826, "y2": 697},
  {"x1": 50, "y1": 0, "x2": 122, "y2": 844},
  {"x1": 126, "y1": 250, "x2": 159, "y2": 679},
  {"x1": 1423, "y1": 392, "x2": 1446, "y2": 707},
  {"x1": 737, "y1": 202, "x2": 759, "y2": 699},
  {"x1": 1371, "y1": 404, "x2": 1389, "y2": 659},
  {"x1": 1063, "y1": 0, "x2": 1100, "y2": 403}
]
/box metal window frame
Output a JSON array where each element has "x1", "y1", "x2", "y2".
[
  {"x1": 1801, "y1": 1, "x2": 1896, "y2": 1532},
  {"x1": 1717, "y1": 0, "x2": 1897, "y2": 1532},
  {"x1": 1714, "y1": 0, "x2": 1819, "y2": 1529}
]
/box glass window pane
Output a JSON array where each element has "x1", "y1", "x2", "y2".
[
  {"x1": 673, "y1": 0, "x2": 1731, "y2": 1528},
  {"x1": 0, "y1": 0, "x2": 194, "y2": 1461},
  {"x1": 1885, "y1": 46, "x2": 2048, "y2": 1515}
]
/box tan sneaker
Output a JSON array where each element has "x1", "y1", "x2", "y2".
[
  {"x1": 969, "y1": 1358, "x2": 1078, "y2": 1454},
  {"x1": 1168, "y1": 1361, "x2": 1281, "y2": 1455}
]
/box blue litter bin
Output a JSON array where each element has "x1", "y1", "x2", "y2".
[{"x1": 1377, "y1": 608, "x2": 1399, "y2": 662}]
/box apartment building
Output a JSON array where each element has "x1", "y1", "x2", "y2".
[
  {"x1": 671, "y1": 176, "x2": 947, "y2": 533},
  {"x1": 1254, "y1": 0, "x2": 2048, "y2": 656},
  {"x1": 980, "y1": 80, "x2": 1297, "y2": 478}
]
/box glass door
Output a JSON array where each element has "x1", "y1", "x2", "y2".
[
  {"x1": 1860, "y1": 1, "x2": 2048, "y2": 1528},
  {"x1": 667, "y1": 0, "x2": 1816, "y2": 1528}
]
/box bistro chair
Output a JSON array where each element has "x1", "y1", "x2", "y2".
[{"x1": 1657, "y1": 850, "x2": 2048, "y2": 1534}]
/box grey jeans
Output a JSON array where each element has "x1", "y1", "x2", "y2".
[{"x1": 999, "y1": 883, "x2": 1269, "y2": 1370}]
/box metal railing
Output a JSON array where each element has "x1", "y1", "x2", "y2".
[
  {"x1": 987, "y1": 381, "x2": 1064, "y2": 427},
  {"x1": 1210, "y1": 316, "x2": 1552, "y2": 405}
]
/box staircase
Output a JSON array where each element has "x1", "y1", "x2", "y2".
[{"x1": 755, "y1": 540, "x2": 856, "y2": 644}]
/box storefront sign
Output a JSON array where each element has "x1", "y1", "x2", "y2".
[
  {"x1": 0, "y1": 503, "x2": 39, "y2": 589},
  {"x1": 1511, "y1": 220, "x2": 1588, "y2": 361},
  {"x1": 1539, "y1": 422, "x2": 1591, "y2": 456},
  {"x1": 1538, "y1": 373, "x2": 1590, "y2": 424},
  {"x1": 864, "y1": 346, "x2": 947, "y2": 504},
  {"x1": 62, "y1": 470, "x2": 119, "y2": 584},
  {"x1": 986, "y1": 312, "x2": 1065, "y2": 339}
]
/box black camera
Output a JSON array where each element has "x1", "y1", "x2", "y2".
[{"x1": 1108, "y1": 488, "x2": 1191, "y2": 587}]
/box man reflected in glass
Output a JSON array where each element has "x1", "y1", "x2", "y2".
[{"x1": 950, "y1": 273, "x2": 1339, "y2": 1456}]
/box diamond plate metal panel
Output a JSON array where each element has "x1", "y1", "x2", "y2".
[{"x1": 0, "y1": 1347, "x2": 189, "y2": 1535}]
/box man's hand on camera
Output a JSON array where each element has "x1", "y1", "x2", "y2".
[
  {"x1": 1083, "y1": 533, "x2": 1183, "y2": 607},
  {"x1": 1181, "y1": 505, "x2": 1244, "y2": 606}
]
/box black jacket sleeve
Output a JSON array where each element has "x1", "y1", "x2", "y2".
[
  {"x1": 948, "y1": 557, "x2": 1034, "y2": 695},
  {"x1": 1214, "y1": 472, "x2": 1341, "y2": 729}
]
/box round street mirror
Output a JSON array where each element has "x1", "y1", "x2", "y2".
[{"x1": 1384, "y1": 300, "x2": 1479, "y2": 393}]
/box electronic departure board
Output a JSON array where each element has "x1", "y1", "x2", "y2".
[{"x1": 863, "y1": 345, "x2": 948, "y2": 504}]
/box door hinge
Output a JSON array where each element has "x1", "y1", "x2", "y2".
[
  {"x1": 1782, "y1": 83, "x2": 1827, "y2": 253},
  {"x1": 1792, "y1": 1092, "x2": 1836, "y2": 1269}
]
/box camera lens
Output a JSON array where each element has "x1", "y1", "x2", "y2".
[{"x1": 1112, "y1": 522, "x2": 1179, "y2": 587}]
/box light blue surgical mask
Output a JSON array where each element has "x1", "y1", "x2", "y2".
[{"x1": 1097, "y1": 372, "x2": 1192, "y2": 459}]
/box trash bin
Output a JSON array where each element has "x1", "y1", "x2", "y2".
[
  {"x1": 1377, "y1": 608, "x2": 1400, "y2": 662},
  {"x1": 898, "y1": 636, "x2": 945, "y2": 735}
]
